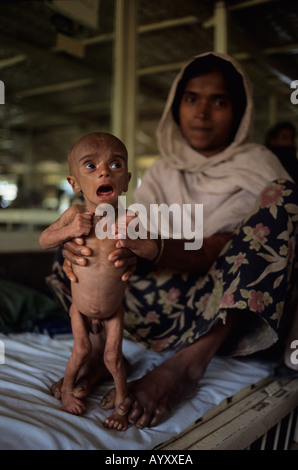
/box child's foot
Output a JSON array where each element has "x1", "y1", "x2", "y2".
[
  {"x1": 103, "y1": 410, "x2": 128, "y2": 431},
  {"x1": 61, "y1": 392, "x2": 86, "y2": 415},
  {"x1": 51, "y1": 334, "x2": 130, "y2": 400}
]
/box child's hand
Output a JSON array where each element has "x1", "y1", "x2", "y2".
[{"x1": 70, "y1": 212, "x2": 94, "y2": 238}]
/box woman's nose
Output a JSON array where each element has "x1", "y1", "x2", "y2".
[{"x1": 194, "y1": 100, "x2": 208, "y2": 119}]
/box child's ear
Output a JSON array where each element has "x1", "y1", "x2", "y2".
[
  {"x1": 67, "y1": 175, "x2": 81, "y2": 194},
  {"x1": 124, "y1": 172, "x2": 132, "y2": 192}
]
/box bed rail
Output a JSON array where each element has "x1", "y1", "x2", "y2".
[{"x1": 155, "y1": 376, "x2": 298, "y2": 450}]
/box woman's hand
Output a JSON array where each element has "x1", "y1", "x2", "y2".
[
  {"x1": 108, "y1": 214, "x2": 159, "y2": 281},
  {"x1": 107, "y1": 236, "x2": 159, "y2": 282},
  {"x1": 113, "y1": 236, "x2": 159, "y2": 263},
  {"x1": 62, "y1": 237, "x2": 91, "y2": 264},
  {"x1": 61, "y1": 236, "x2": 147, "y2": 283},
  {"x1": 62, "y1": 237, "x2": 92, "y2": 283}
]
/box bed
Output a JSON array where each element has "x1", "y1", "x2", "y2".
[
  {"x1": 1, "y1": 328, "x2": 297, "y2": 451},
  {"x1": 0, "y1": 240, "x2": 297, "y2": 452}
]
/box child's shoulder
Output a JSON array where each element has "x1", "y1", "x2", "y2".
[
  {"x1": 66, "y1": 203, "x2": 85, "y2": 215},
  {"x1": 60, "y1": 203, "x2": 85, "y2": 221}
]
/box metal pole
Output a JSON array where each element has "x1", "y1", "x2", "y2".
[
  {"x1": 112, "y1": 0, "x2": 137, "y2": 204},
  {"x1": 268, "y1": 95, "x2": 277, "y2": 127},
  {"x1": 214, "y1": 1, "x2": 228, "y2": 54}
]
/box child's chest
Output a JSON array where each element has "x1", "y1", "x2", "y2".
[{"x1": 85, "y1": 216, "x2": 118, "y2": 263}]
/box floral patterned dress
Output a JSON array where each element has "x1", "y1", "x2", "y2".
[
  {"x1": 48, "y1": 179, "x2": 298, "y2": 357},
  {"x1": 123, "y1": 179, "x2": 298, "y2": 356}
]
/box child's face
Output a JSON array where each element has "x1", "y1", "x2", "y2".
[
  {"x1": 178, "y1": 70, "x2": 235, "y2": 157},
  {"x1": 67, "y1": 134, "x2": 131, "y2": 211}
]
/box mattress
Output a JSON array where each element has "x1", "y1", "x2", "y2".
[{"x1": 0, "y1": 331, "x2": 273, "y2": 450}]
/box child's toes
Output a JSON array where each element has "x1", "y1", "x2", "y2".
[
  {"x1": 104, "y1": 417, "x2": 114, "y2": 429},
  {"x1": 104, "y1": 413, "x2": 128, "y2": 431}
]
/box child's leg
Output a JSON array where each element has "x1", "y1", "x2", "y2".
[
  {"x1": 101, "y1": 306, "x2": 128, "y2": 431},
  {"x1": 61, "y1": 303, "x2": 92, "y2": 415}
]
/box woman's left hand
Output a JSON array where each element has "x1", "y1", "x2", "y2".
[
  {"x1": 108, "y1": 236, "x2": 158, "y2": 281},
  {"x1": 108, "y1": 244, "x2": 138, "y2": 281}
]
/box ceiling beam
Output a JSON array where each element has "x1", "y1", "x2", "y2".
[
  {"x1": 138, "y1": 15, "x2": 199, "y2": 34},
  {"x1": 228, "y1": 0, "x2": 279, "y2": 11},
  {"x1": 0, "y1": 54, "x2": 27, "y2": 69},
  {"x1": 264, "y1": 43, "x2": 298, "y2": 55},
  {"x1": 204, "y1": 0, "x2": 279, "y2": 25},
  {"x1": 0, "y1": 31, "x2": 100, "y2": 81},
  {"x1": 202, "y1": 0, "x2": 295, "y2": 89},
  {"x1": 14, "y1": 78, "x2": 94, "y2": 99},
  {"x1": 54, "y1": 15, "x2": 200, "y2": 49},
  {"x1": 138, "y1": 61, "x2": 186, "y2": 77}
]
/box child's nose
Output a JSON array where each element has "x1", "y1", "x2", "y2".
[{"x1": 98, "y1": 164, "x2": 110, "y2": 178}]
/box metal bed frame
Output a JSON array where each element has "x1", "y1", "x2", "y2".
[{"x1": 155, "y1": 376, "x2": 298, "y2": 450}]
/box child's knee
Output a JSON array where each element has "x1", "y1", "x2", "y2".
[
  {"x1": 73, "y1": 340, "x2": 92, "y2": 365},
  {"x1": 104, "y1": 349, "x2": 121, "y2": 374}
]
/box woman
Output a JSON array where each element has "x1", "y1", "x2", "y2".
[{"x1": 50, "y1": 52, "x2": 298, "y2": 429}]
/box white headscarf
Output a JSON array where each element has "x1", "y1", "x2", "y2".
[{"x1": 134, "y1": 52, "x2": 292, "y2": 237}]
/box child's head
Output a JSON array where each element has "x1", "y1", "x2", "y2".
[
  {"x1": 67, "y1": 132, "x2": 131, "y2": 211},
  {"x1": 172, "y1": 54, "x2": 247, "y2": 156}
]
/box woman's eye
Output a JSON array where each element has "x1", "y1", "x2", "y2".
[
  {"x1": 185, "y1": 95, "x2": 196, "y2": 103},
  {"x1": 213, "y1": 98, "x2": 229, "y2": 108}
]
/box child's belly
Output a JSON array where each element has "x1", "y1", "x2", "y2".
[{"x1": 71, "y1": 237, "x2": 127, "y2": 318}]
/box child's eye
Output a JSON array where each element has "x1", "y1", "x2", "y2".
[
  {"x1": 85, "y1": 162, "x2": 96, "y2": 169},
  {"x1": 111, "y1": 162, "x2": 121, "y2": 169}
]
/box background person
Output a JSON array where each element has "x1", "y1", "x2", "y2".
[{"x1": 265, "y1": 121, "x2": 298, "y2": 184}]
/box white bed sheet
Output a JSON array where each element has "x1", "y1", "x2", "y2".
[{"x1": 0, "y1": 331, "x2": 273, "y2": 450}]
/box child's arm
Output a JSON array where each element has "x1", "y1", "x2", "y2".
[{"x1": 39, "y1": 205, "x2": 94, "y2": 250}]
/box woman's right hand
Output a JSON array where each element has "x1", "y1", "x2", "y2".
[{"x1": 62, "y1": 237, "x2": 92, "y2": 282}]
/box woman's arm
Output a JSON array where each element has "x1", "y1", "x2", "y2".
[
  {"x1": 115, "y1": 232, "x2": 232, "y2": 275},
  {"x1": 162, "y1": 233, "x2": 233, "y2": 273},
  {"x1": 62, "y1": 231, "x2": 232, "y2": 282}
]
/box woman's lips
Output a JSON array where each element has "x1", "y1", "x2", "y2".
[{"x1": 191, "y1": 126, "x2": 211, "y2": 132}]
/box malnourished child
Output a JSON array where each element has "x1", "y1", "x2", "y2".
[{"x1": 39, "y1": 132, "x2": 131, "y2": 431}]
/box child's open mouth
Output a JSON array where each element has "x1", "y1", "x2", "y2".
[{"x1": 97, "y1": 184, "x2": 114, "y2": 198}]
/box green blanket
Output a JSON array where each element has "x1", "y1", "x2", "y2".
[{"x1": 0, "y1": 279, "x2": 65, "y2": 334}]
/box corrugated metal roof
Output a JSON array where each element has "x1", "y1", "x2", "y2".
[{"x1": 0, "y1": 0, "x2": 297, "y2": 181}]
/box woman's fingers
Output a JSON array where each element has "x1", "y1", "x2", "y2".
[
  {"x1": 116, "y1": 237, "x2": 158, "y2": 261},
  {"x1": 62, "y1": 259, "x2": 78, "y2": 283},
  {"x1": 121, "y1": 264, "x2": 137, "y2": 282},
  {"x1": 63, "y1": 239, "x2": 92, "y2": 258},
  {"x1": 108, "y1": 247, "x2": 137, "y2": 280}
]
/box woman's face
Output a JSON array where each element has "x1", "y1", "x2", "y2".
[{"x1": 178, "y1": 70, "x2": 235, "y2": 157}]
